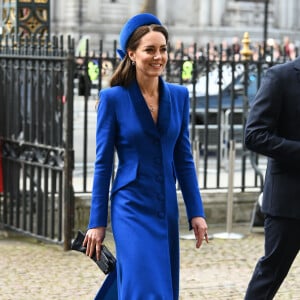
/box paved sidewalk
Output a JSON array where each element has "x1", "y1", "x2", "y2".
[{"x1": 1, "y1": 224, "x2": 300, "y2": 300}]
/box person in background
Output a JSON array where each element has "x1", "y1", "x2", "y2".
[
  {"x1": 244, "y1": 55, "x2": 300, "y2": 299},
  {"x1": 83, "y1": 13, "x2": 208, "y2": 300}
]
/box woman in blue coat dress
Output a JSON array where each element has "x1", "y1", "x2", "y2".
[{"x1": 83, "y1": 13, "x2": 208, "y2": 300}]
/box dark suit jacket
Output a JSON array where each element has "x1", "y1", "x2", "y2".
[{"x1": 245, "y1": 56, "x2": 300, "y2": 219}]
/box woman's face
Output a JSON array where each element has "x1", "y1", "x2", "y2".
[{"x1": 128, "y1": 31, "x2": 168, "y2": 79}]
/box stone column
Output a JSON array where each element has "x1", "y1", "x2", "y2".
[
  {"x1": 276, "y1": 0, "x2": 296, "y2": 29},
  {"x1": 291, "y1": 0, "x2": 300, "y2": 29},
  {"x1": 54, "y1": 0, "x2": 78, "y2": 36},
  {"x1": 140, "y1": 0, "x2": 157, "y2": 14},
  {"x1": 284, "y1": 0, "x2": 294, "y2": 29},
  {"x1": 129, "y1": 0, "x2": 142, "y2": 16},
  {"x1": 199, "y1": 0, "x2": 211, "y2": 26},
  {"x1": 156, "y1": 0, "x2": 167, "y2": 24},
  {"x1": 211, "y1": 0, "x2": 226, "y2": 26}
]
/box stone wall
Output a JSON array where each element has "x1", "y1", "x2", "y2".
[{"x1": 74, "y1": 190, "x2": 261, "y2": 232}]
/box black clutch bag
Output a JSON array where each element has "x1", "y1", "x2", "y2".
[{"x1": 71, "y1": 230, "x2": 116, "y2": 275}]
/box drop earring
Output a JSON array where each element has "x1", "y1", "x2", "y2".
[{"x1": 132, "y1": 61, "x2": 136, "y2": 66}]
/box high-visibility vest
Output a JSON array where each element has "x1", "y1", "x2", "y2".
[
  {"x1": 88, "y1": 60, "x2": 99, "y2": 81},
  {"x1": 182, "y1": 60, "x2": 193, "y2": 81}
]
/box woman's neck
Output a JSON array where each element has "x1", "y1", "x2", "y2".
[
  {"x1": 137, "y1": 76, "x2": 159, "y2": 97},
  {"x1": 137, "y1": 76, "x2": 160, "y2": 123}
]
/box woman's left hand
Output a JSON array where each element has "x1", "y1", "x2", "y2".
[{"x1": 191, "y1": 217, "x2": 208, "y2": 248}]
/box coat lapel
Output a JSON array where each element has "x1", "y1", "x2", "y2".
[
  {"x1": 128, "y1": 78, "x2": 171, "y2": 137},
  {"x1": 293, "y1": 56, "x2": 300, "y2": 83},
  {"x1": 157, "y1": 78, "x2": 171, "y2": 136}
]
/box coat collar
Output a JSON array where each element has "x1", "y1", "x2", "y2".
[
  {"x1": 294, "y1": 56, "x2": 300, "y2": 70},
  {"x1": 128, "y1": 77, "x2": 171, "y2": 137},
  {"x1": 293, "y1": 57, "x2": 300, "y2": 83}
]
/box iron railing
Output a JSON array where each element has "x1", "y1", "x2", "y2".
[
  {"x1": 0, "y1": 35, "x2": 297, "y2": 247},
  {"x1": 0, "y1": 35, "x2": 74, "y2": 249},
  {"x1": 73, "y1": 40, "x2": 294, "y2": 193}
]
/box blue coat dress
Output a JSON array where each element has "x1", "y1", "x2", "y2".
[{"x1": 88, "y1": 78, "x2": 205, "y2": 300}]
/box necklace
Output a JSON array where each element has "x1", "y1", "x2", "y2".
[{"x1": 148, "y1": 104, "x2": 158, "y2": 112}]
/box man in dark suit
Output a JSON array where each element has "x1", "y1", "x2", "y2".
[{"x1": 244, "y1": 56, "x2": 300, "y2": 299}]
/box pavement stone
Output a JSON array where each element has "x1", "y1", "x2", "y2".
[{"x1": 1, "y1": 224, "x2": 300, "y2": 300}]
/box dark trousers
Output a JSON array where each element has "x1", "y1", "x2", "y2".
[{"x1": 245, "y1": 216, "x2": 300, "y2": 300}]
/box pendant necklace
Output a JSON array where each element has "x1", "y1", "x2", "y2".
[{"x1": 148, "y1": 104, "x2": 158, "y2": 112}]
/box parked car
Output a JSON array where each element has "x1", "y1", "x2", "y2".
[{"x1": 187, "y1": 63, "x2": 261, "y2": 124}]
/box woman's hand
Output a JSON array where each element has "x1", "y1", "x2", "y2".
[
  {"x1": 83, "y1": 227, "x2": 106, "y2": 260},
  {"x1": 191, "y1": 217, "x2": 208, "y2": 248}
]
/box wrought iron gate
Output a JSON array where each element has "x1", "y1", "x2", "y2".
[{"x1": 0, "y1": 36, "x2": 75, "y2": 250}]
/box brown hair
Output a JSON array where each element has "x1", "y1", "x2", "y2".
[{"x1": 110, "y1": 24, "x2": 168, "y2": 87}]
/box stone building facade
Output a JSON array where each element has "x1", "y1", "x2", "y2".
[{"x1": 50, "y1": 0, "x2": 300, "y2": 53}]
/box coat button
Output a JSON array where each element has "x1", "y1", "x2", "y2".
[
  {"x1": 157, "y1": 212, "x2": 165, "y2": 218},
  {"x1": 156, "y1": 175, "x2": 163, "y2": 182},
  {"x1": 153, "y1": 138, "x2": 160, "y2": 145},
  {"x1": 157, "y1": 193, "x2": 164, "y2": 201},
  {"x1": 154, "y1": 157, "x2": 162, "y2": 164}
]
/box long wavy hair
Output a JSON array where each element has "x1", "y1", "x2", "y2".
[{"x1": 110, "y1": 24, "x2": 169, "y2": 87}]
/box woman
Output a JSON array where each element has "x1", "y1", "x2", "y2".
[{"x1": 83, "y1": 13, "x2": 208, "y2": 299}]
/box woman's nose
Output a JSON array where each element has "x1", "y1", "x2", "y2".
[{"x1": 153, "y1": 51, "x2": 161, "y2": 59}]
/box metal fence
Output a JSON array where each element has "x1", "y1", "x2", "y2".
[
  {"x1": 0, "y1": 35, "x2": 295, "y2": 246},
  {"x1": 74, "y1": 40, "x2": 294, "y2": 193},
  {"x1": 0, "y1": 35, "x2": 75, "y2": 249}
]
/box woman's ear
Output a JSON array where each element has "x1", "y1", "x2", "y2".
[{"x1": 127, "y1": 50, "x2": 135, "y2": 62}]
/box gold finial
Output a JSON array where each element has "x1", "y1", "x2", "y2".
[{"x1": 240, "y1": 32, "x2": 253, "y2": 60}]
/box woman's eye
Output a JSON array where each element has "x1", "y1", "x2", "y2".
[{"x1": 144, "y1": 47, "x2": 167, "y2": 54}]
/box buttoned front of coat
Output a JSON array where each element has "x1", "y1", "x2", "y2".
[{"x1": 88, "y1": 78, "x2": 205, "y2": 300}]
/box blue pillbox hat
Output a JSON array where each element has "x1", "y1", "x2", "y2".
[{"x1": 117, "y1": 13, "x2": 162, "y2": 59}]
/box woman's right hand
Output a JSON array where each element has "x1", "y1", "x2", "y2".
[{"x1": 83, "y1": 227, "x2": 106, "y2": 260}]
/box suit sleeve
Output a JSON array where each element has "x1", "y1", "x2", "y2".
[
  {"x1": 88, "y1": 91, "x2": 116, "y2": 228},
  {"x1": 173, "y1": 87, "x2": 205, "y2": 225},
  {"x1": 245, "y1": 67, "x2": 300, "y2": 169}
]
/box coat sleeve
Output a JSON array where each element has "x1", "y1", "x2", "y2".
[
  {"x1": 173, "y1": 87, "x2": 205, "y2": 224},
  {"x1": 245, "y1": 66, "x2": 300, "y2": 169},
  {"x1": 88, "y1": 91, "x2": 116, "y2": 228}
]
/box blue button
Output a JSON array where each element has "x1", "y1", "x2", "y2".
[
  {"x1": 157, "y1": 193, "x2": 164, "y2": 201},
  {"x1": 153, "y1": 138, "x2": 160, "y2": 145},
  {"x1": 157, "y1": 212, "x2": 165, "y2": 218},
  {"x1": 156, "y1": 175, "x2": 163, "y2": 182},
  {"x1": 154, "y1": 157, "x2": 162, "y2": 164}
]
